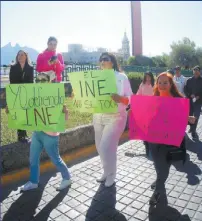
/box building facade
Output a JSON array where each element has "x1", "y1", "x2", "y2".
[{"x1": 62, "y1": 32, "x2": 130, "y2": 64}]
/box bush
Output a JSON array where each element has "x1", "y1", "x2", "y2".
[{"x1": 127, "y1": 72, "x2": 144, "y2": 94}]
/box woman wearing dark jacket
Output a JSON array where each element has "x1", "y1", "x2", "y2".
[
  {"x1": 149, "y1": 72, "x2": 195, "y2": 206},
  {"x1": 9, "y1": 50, "x2": 34, "y2": 142}
]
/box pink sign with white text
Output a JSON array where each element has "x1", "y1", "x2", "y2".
[{"x1": 129, "y1": 95, "x2": 189, "y2": 147}]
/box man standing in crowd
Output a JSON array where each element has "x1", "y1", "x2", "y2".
[
  {"x1": 184, "y1": 66, "x2": 202, "y2": 140},
  {"x1": 173, "y1": 66, "x2": 187, "y2": 96}
]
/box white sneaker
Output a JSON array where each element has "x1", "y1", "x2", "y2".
[
  {"x1": 56, "y1": 179, "x2": 71, "y2": 191},
  {"x1": 21, "y1": 181, "x2": 38, "y2": 191},
  {"x1": 96, "y1": 174, "x2": 106, "y2": 183},
  {"x1": 105, "y1": 176, "x2": 115, "y2": 187}
]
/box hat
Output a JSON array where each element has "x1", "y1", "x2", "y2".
[
  {"x1": 175, "y1": 66, "x2": 181, "y2": 70},
  {"x1": 193, "y1": 65, "x2": 201, "y2": 71},
  {"x1": 36, "y1": 71, "x2": 56, "y2": 81}
]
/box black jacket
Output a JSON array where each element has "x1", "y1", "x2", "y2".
[
  {"x1": 9, "y1": 63, "x2": 34, "y2": 84},
  {"x1": 184, "y1": 76, "x2": 202, "y2": 104}
]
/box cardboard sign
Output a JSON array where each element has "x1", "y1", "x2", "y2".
[
  {"x1": 68, "y1": 70, "x2": 118, "y2": 113},
  {"x1": 129, "y1": 95, "x2": 189, "y2": 147},
  {"x1": 6, "y1": 83, "x2": 66, "y2": 132}
]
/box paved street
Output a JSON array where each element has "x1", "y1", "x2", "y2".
[{"x1": 1, "y1": 118, "x2": 202, "y2": 221}]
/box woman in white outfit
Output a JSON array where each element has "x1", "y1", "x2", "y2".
[{"x1": 94, "y1": 52, "x2": 133, "y2": 187}]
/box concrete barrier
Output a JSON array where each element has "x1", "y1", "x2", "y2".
[{"x1": 1, "y1": 124, "x2": 94, "y2": 174}]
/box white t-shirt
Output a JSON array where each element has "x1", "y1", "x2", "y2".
[{"x1": 173, "y1": 75, "x2": 187, "y2": 96}]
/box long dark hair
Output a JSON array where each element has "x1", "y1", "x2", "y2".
[
  {"x1": 153, "y1": 72, "x2": 183, "y2": 98},
  {"x1": 15, "y1": 50, "x2": 32, "y2": 66},
  {"x1": 143, "y1": 71, "x2": 155, "y2": 86},
  {"x1": 99, "y1": 52, "x2": 121, "y2": 72}
]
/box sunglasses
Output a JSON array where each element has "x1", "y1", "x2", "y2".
[{"x1": 100, "y1": 57, "x2": 111, "y2": 62}]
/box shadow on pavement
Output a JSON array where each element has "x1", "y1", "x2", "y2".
[
  {"x1": 85, "y1": 184, "x2": 127, "y2": 221},
  {"x1": 32, "y1": 188, "x2": 69, "y2": 221},
  {"x1": 185, "y1": 134, "x2": 202, "y2": 160},
  {"x1": 2, "y1": 172, "x2": 63, "y2": 221},
  {"x1": 148, "y1": 194, "x2": 191, "y2": 221},
  {"x1": 174, "y1": 153, "x2": 201, "y2": 186},
  {"x1": 172, "y1": 134, "x2": 202, "y2": 186}
]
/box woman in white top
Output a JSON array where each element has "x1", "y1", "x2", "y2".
[{"x1": 94, "y1": 52, "x2": 133, "y2": 187}]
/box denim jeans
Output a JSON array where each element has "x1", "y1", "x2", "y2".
[{"x1": 30, "y1": 131, "x2": 70, "y2": 183}]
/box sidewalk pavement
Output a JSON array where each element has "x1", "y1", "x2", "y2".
[{"x1": 1, "y1": 118, "x2": 202, "y2": 221}]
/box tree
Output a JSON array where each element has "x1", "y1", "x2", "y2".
[
  {"x1": 169, "y1": 37, "x2": 198, "y2": 68},
  {"x1": 135, "y1": 55, "x2": 155, "y2": 67},
  {"x1": 116, "y1": 55, "x2": 124, "y2": 66},
  {"x1": 152, "y1": 55, "x2": 167, "y2": 67},
  {"x1": 127, "y1": 55, "x2": 155, "y2": 67},
  {"x1": 127, "y1": 56, "x2": 136, "y2": 65},
  {"x1": 195, "y1": 47, "x2": 202, "y2": 67}
]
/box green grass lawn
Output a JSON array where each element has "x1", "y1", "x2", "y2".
[{"x1": 1, "y1": 98, "x2": 93, "y2": 146}]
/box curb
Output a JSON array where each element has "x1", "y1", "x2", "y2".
[{"x1": 2, "y1": 131, "x2": 129, "y2": 186}]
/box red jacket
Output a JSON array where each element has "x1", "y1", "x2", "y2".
[{"x1": 36, "y1": 50, "x2": 65, "y2": 82}]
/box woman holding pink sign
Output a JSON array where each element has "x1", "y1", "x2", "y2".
[
  {"x1": 149, "y1": 72, "x2": 195, "y2": 206},
  {"x1": 93, "y1": 52, "x2": 133, "y2": 187},
  {"x1": 136, "y1": 71, "x2": 154, "y2": 157}
]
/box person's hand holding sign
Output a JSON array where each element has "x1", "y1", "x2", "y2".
[
  {"x1": 5, "y1": 106, "x2": 9, "y2": 114},
  {"x1": 111, "y1": 93, "x2": 122, "y2": 103},
  {"x1": 111, "y1": 94, "x2": 129, "y2": 106},
  {"x1": 62, "y1": 105, "x2": 69, "y2": 120},
  {"x1": 195, "y1": 96, "x2": 200, "y2": 100},
  {"x1": 188, "y1": 116, "x2": 196, "y2": 124}
]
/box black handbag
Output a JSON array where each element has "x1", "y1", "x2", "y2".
[{"x1": 166, "y1": 137, "x2": 187, "y2": 164}]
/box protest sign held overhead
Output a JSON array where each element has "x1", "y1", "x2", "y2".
[
  {"x1": 129, "y1": 95, "x2": 189, "y2": 147},
  {"x1": 69, "y1": 70, "x2": 118, "y2": 113},
  {"x1": 6, "y1": 83, "x2": 66, "y2": 132}
]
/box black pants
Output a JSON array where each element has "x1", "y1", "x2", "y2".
[
  {"x1": 189, "y1": 100, "x2": 202, "y2": 133},
  {"x1": 143, "y1": 141, "x2": 149, "y2": 155},
  {"x1": 150, "y1": 143, "x2": 171, "y2": 194},
  {"x1": 17, "y1": 130, "x2": 27, "y2": 139}
]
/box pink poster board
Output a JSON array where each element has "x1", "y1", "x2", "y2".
[{"x1": 129, "y1": 95, "x2": 189, "y2": 147}]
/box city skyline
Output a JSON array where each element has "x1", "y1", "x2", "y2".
[{"x1": 1, "y1": 1, "x2": 202, "y2": 57}]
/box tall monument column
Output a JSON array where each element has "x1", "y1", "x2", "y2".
[{"x1": 131, "y1": 1, "x2": 143, "y2": 56}]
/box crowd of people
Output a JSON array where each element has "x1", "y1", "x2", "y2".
[{"x1": 7, "y1": 36, "x2": 202, "y2": 207}]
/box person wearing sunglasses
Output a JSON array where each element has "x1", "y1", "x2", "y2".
[
  {"x1": 94, "y1": 52, "x2": 133, "y2": 187},
  {"x1": 36, "y1": 36, "x2": 65, "y2": 82}
]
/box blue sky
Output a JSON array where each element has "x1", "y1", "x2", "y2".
[{"x1": 1, "y1": 1, "x2": 202, "y2": 56}]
